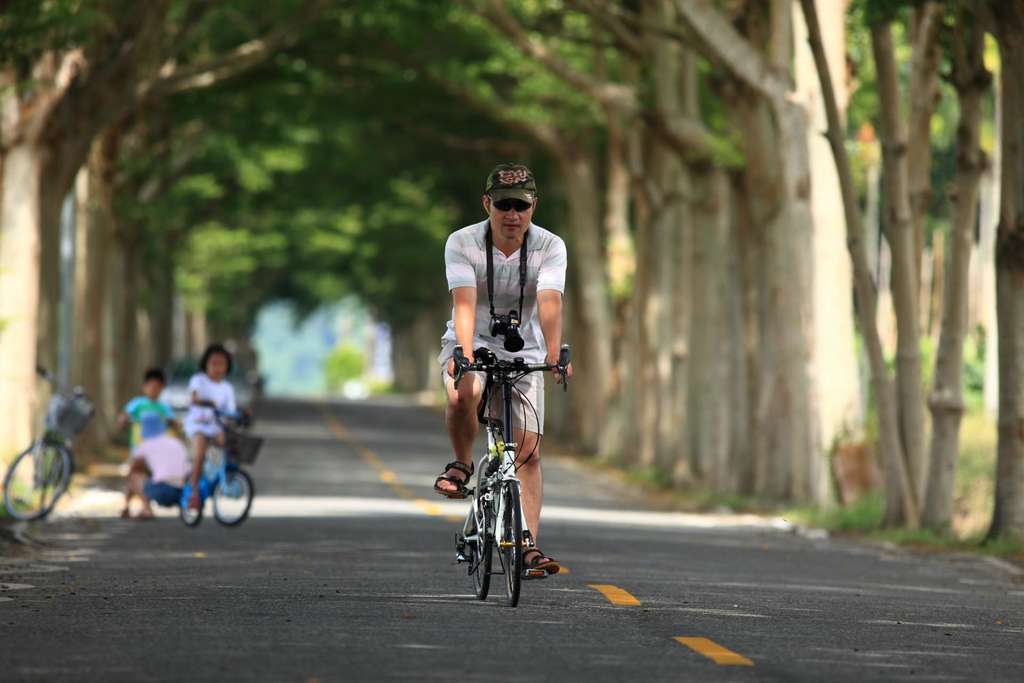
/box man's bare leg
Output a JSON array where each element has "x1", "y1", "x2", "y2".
[{"x1": 437, "y1": 375, "x2": 482, "y2": 495}]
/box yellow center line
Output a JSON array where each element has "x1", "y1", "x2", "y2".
[
  {"x1": 557, "y1": 566, "x2": 570, "y2": 574},
  {"x1": 588, "y1": 584, "x2": 640, "y2": 606},
  {"x1": 320, "y1": 406, "x2": 438, "y2": 513},
  {"x1": 414, "y1": 499, "x2": 444, "y2": 516},
  {"x1": 673, "y1": 637, "x2": 753, "y2": 666}
]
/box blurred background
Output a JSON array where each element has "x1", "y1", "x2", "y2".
[{"x1": 1, "y1": 0, "x2": 1021, "y2": 542}]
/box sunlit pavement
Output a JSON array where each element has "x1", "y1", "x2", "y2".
[{"x1": 3, "y1": 397, "x2": 1024, "y2": 682}]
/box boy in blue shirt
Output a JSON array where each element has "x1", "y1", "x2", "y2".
[{"x1": 117, "y1": 368, "x2": 177, "y2": 517}]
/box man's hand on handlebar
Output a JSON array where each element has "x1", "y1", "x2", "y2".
[
  {"x1": 548, "y1": 357, "x2": 573, "y2": 385},
  {"x1": 447, "y1": 351, "x2": 474, "y2": 379}
]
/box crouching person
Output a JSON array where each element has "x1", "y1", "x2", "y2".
[{"x1": 126, "y1": 414, "x2": 190, "y2": 519}]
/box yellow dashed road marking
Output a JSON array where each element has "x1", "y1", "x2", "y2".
[
  {"x1": 193, "y1": 552, "x2": 206, "y2": 559},
  {"x1": 321, "y1": 407, "x2": 425, "y2": 506},
  {"x1": 557, "y1": 566, "x2": 570, "y2": 574},
  {"x1": 673, "y1": 637, "x2": 753, "y2": 666},
  {"x1": 414, "y1": 499, "x2": 444, "y2": 517},
  {"x1": 588, "y1": 584, "x2": 640, "y2": 606}
]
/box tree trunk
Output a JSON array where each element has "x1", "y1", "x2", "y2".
[
  {"x1": 71, "y1": 167, "x2": 90, "y2": 389},
  {"x1": 604, "y1": 111, "x2": 634, "y2": 302},
  {"x1": 872, "y1": 20, "x2": 927, "y2": 520},
  {"x1": 116, "y1": 225, "x2": 141, "y2": 409},
  {"x1": 794, "y1": 0, "x2": 862, "y2": 457},
  {"x1": 799, "y1": 0, "x2": 918, "y2": 525},
  {"x1": 149, "y1": 252, "x2": 175, "y2": 367},
  {"x1": 988, "y1": 0, "x2": 1024, "y2": 540},
  {"x1": 929, "y1": 233, "x2": 945, "y2": 341},
  {"x1": 556, "y1": 145, "x2": 613, "y2": 455},
  {"x1": 670, "y1": 49, "x2": 699, "y2": 485},
  {"x1": 36, "y1": 181, "x2": 64, "y2": 377},
  {"x1": 390, "y1": 311, "x2": 438, "y2": 394},
  {"x1": 729, "y1": 96, "x2": 821, "y2": 501},
  {"x1": 630, "y1": 0, "x2": 686, "y2": 473},
  {"x1": 687, "y1": 168, "x2": 735, "y2": 490},
  {"x1": 0, "y1": 142, "x2": 43, "y2": 458},
  {"x1": 731, "y1": 170, "x2": 760, "y2": 493},
  {"x1": 923, "y1": 6, "x2": 989, "y2": 530},
  {"x1": 705, "y1": 0, "x2": 819, "y2": 502},
  {"x1": 74, "y1": 137, "x2": 115, "y2": 459},
  {"x1": 908, "y1": 2, "x2": 944, "y2": 289},
  {"x1": 979, "y1": 56, "x2": 1002, "y2": 417}
]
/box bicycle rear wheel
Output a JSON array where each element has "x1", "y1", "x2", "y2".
[
  {"x1": 3, "y1": 442, "x2": 72, "y2": 520},
  {"x1": 213, "y1": 469, "x2": 254, "y2": 526},
  {"x1": 499, "y1": 481, "x2": 524, "y2": 607}
]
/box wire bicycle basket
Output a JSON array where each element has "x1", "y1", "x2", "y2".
[
  {"x1": 45, "y1": 392, "x2": 94, "y2": 439},
  {"x1": 224, "y1": 427, "x2": 263, "y2": 464}
]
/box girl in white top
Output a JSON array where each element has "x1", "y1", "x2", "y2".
[{"x1": 185, "y1": 343, "x2": 237, "y2": 511}]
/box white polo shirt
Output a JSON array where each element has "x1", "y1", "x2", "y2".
[{"x1": 441, "y1": 219, "x2": 567, "y2": 364}]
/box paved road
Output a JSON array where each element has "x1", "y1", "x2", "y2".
[{"x1": 2, "y1": 397, "x2": 1023, "y2": 682}]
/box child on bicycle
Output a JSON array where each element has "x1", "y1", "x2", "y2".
[
  {"x1": 126, "y1": 413, "x2": 190, "y2": 519},
  {"x1": 117, "y1": 367, "x2": 177, "y2": 517},
  {"x1": 184, "y1": 343, "x2": 238, "y2": 512},
  {"x1": 117, "y1": 367, "x2": 177, "y2": 449}
]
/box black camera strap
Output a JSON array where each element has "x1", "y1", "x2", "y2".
[{"x1": 485, "y1": 224, "x2": 528, "y2": 318}]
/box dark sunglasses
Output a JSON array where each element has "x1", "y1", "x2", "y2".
[{"x1": 492, "y1": 198, "x2": 533, "y2": 212}]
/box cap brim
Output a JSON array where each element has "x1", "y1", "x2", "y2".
[{"x1": 489, "y1": 188, "x2": 536, "y2": 202}]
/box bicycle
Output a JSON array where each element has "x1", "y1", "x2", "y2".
[
  {"x1": 3, "y1": 366, "x2": 94, "y2": 521},
  {"x1": 452, "y1": 343, "x2": 570, "y2": 607},
  {"x1": 179, "y1": 407, "x2": 261, "y2": 528}
]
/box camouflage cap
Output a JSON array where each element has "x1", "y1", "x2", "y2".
[{"x1": 484, "y1": 163, "x2": 537, "y2": 202}]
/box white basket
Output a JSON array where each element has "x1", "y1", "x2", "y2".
[{"x1": 46, "y1": 393, "x2": 94, "y2": 438}]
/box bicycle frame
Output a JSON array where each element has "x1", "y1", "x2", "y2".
[{"x1": 180, "y1": 441, "x2": 240, "y2": 506}]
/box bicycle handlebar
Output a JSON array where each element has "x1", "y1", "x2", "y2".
[
  {"x1": 194, "y1": 401, "x2": 248, "y2": 426},
  {"x1": 452, "y1": 344, "x2": 571, "y2": 392}
]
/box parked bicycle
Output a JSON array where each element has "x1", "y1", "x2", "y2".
[
  {"x1": 452, "y1": 343, "x2": 570, "y2": 607},
  {"x1": 3, "y1": 367, "x2": 94, "y2": 521},
  {"x1": 179, "y1": 406, "x2": 261, "y2": 528}
]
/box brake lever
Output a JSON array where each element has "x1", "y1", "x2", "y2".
[{"x1": 452, "y1": 346, "x2": 469, "y2": 389}]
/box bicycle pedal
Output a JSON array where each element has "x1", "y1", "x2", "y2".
[
  {"x1": 523, "y1": 568, "x2": 547, "y2": 579},
  {"x1": 455, "y1": 551, "x2": 468, "y2": 563}
]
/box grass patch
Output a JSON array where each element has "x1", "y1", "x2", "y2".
[
  {"x1": 868, "y1": 529, "x2": 1024, "y2": 560},
  {"x1": 786, "y1": 492, "x2": 885, "y2": 532}
]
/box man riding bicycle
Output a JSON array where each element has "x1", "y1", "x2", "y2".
[{"x1": 434, "y1": 163, "x2": 572, "y2": 577}]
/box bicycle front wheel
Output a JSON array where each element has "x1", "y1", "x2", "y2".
[
  {"x1": 499, "y1": 481, "x2": 524, "y2": 607},
  {"x1": 469, "y1": 497, "x2": 493, "y2": 600},
  {"x1": 3, "y1": 441, "x2": 72, "y2": 521},
  {"x1": 213, "y1": 469, "x2": 254, "y2": 526}
]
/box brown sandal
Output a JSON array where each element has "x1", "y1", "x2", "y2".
[
  {"x1": 433, "y1": 461, "x2": 474, "y2": 499},
  {"x1": 523, "y1": 548, "x2": 559, "y2": 577}
]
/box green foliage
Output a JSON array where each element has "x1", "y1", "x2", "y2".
[
  {"x1": 0, "y1": 0, "x2": 103, "y2": 62},
  {"x1": 788, "y1": 492, "x2": 886, "y2": 532},
  {"x1": 323, "y1": 344, "x2": 366, "y2": 391}
]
